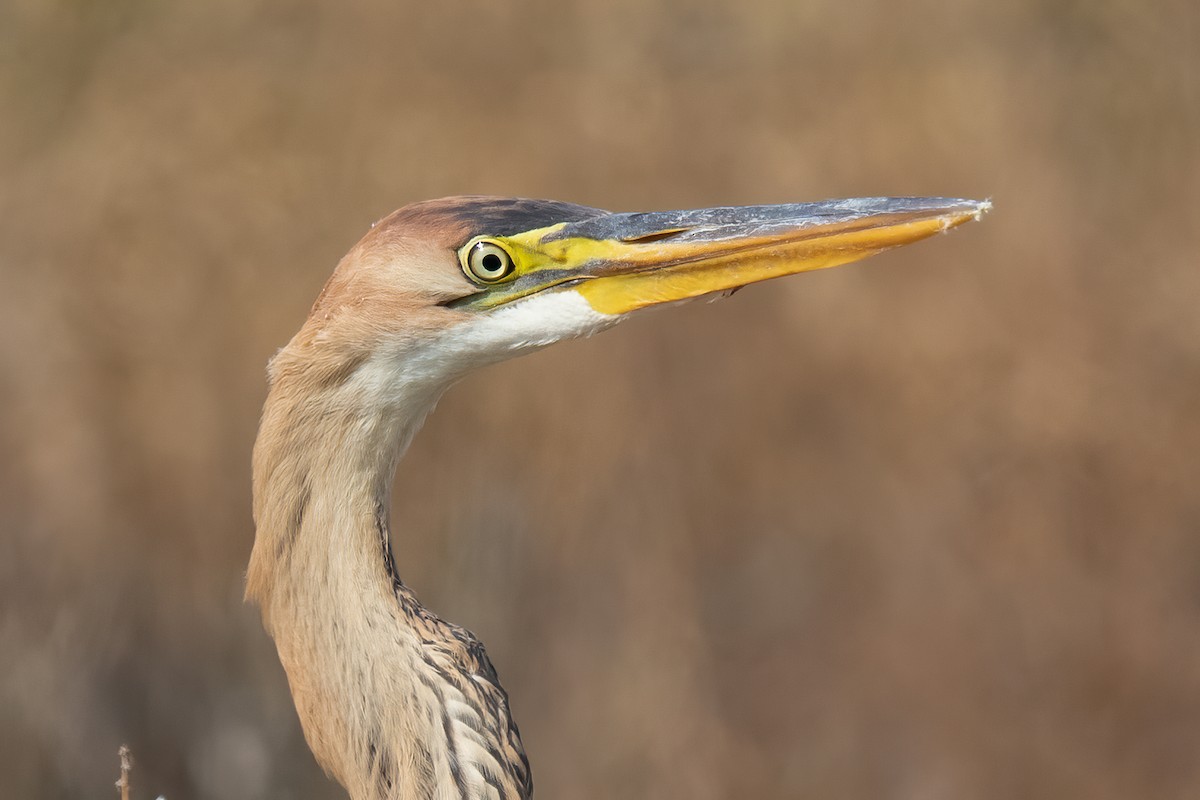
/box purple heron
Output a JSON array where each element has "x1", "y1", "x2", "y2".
[{"x1": 247, "y1": 195, "x2": 988, "y2": 799}]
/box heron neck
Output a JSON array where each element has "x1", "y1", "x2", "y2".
[
  {"x1": 246, "y1": 372, "x2": 432, "y2": 795},
  {"x1": 247, "y1": 363, "x2": 530, "y2": 800}
]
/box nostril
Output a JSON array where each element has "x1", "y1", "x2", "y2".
[{"x1": 619, "y1": 227, "x2": 691, "y2": 244}]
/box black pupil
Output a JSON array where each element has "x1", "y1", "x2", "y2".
[{"x1": 481, "y1": 252, "x2": 504, "y2": 273}]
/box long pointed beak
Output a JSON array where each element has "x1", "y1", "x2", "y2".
[{"x1": 455, "y1": 197, "x2": 990, "y2": 314}]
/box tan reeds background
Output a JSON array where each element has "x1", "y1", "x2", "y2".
[{"x1": 2, "y1": 1, "x2": 1198, "y2": 798}]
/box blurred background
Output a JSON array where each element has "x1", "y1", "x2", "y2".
[{"x1": 2, "y1": 0, "x2": 1198, "y2": 798}]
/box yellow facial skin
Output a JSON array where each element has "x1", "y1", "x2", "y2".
[{"x1": 454, "y1": 199, "x2": 990, "y2": 315}]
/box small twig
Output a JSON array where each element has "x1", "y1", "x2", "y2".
[{"x1": 116, "y1": 744, "x2": 132, "y2": 800}]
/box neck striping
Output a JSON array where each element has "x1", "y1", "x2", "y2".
[{"x1": 248, "y1": 351, "x2": 532, "y2": 800}]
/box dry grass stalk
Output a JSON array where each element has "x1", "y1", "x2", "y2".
[{"x1": 115, "y1": 745, "x2": 132, "y2": 800}]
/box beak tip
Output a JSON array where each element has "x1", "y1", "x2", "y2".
[{"x1": 941, "y1": 198, "x2": 992, "y2": 231}]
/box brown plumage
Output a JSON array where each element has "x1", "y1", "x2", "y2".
[{"x1": 249, "y1": 200, "x2": 565, "y2": 799}]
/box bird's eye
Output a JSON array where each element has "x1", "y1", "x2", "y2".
[{"x1": 464, "y1": 241, "x2": 516, "y2": 284}]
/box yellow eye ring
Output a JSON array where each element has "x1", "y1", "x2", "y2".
[{"x1": 463, "y1": 240, "x2": 516, "y2": 284}]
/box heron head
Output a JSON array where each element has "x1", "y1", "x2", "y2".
[{"x1": 271, "y1": 195, "x2": 988, "y2": 401}]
